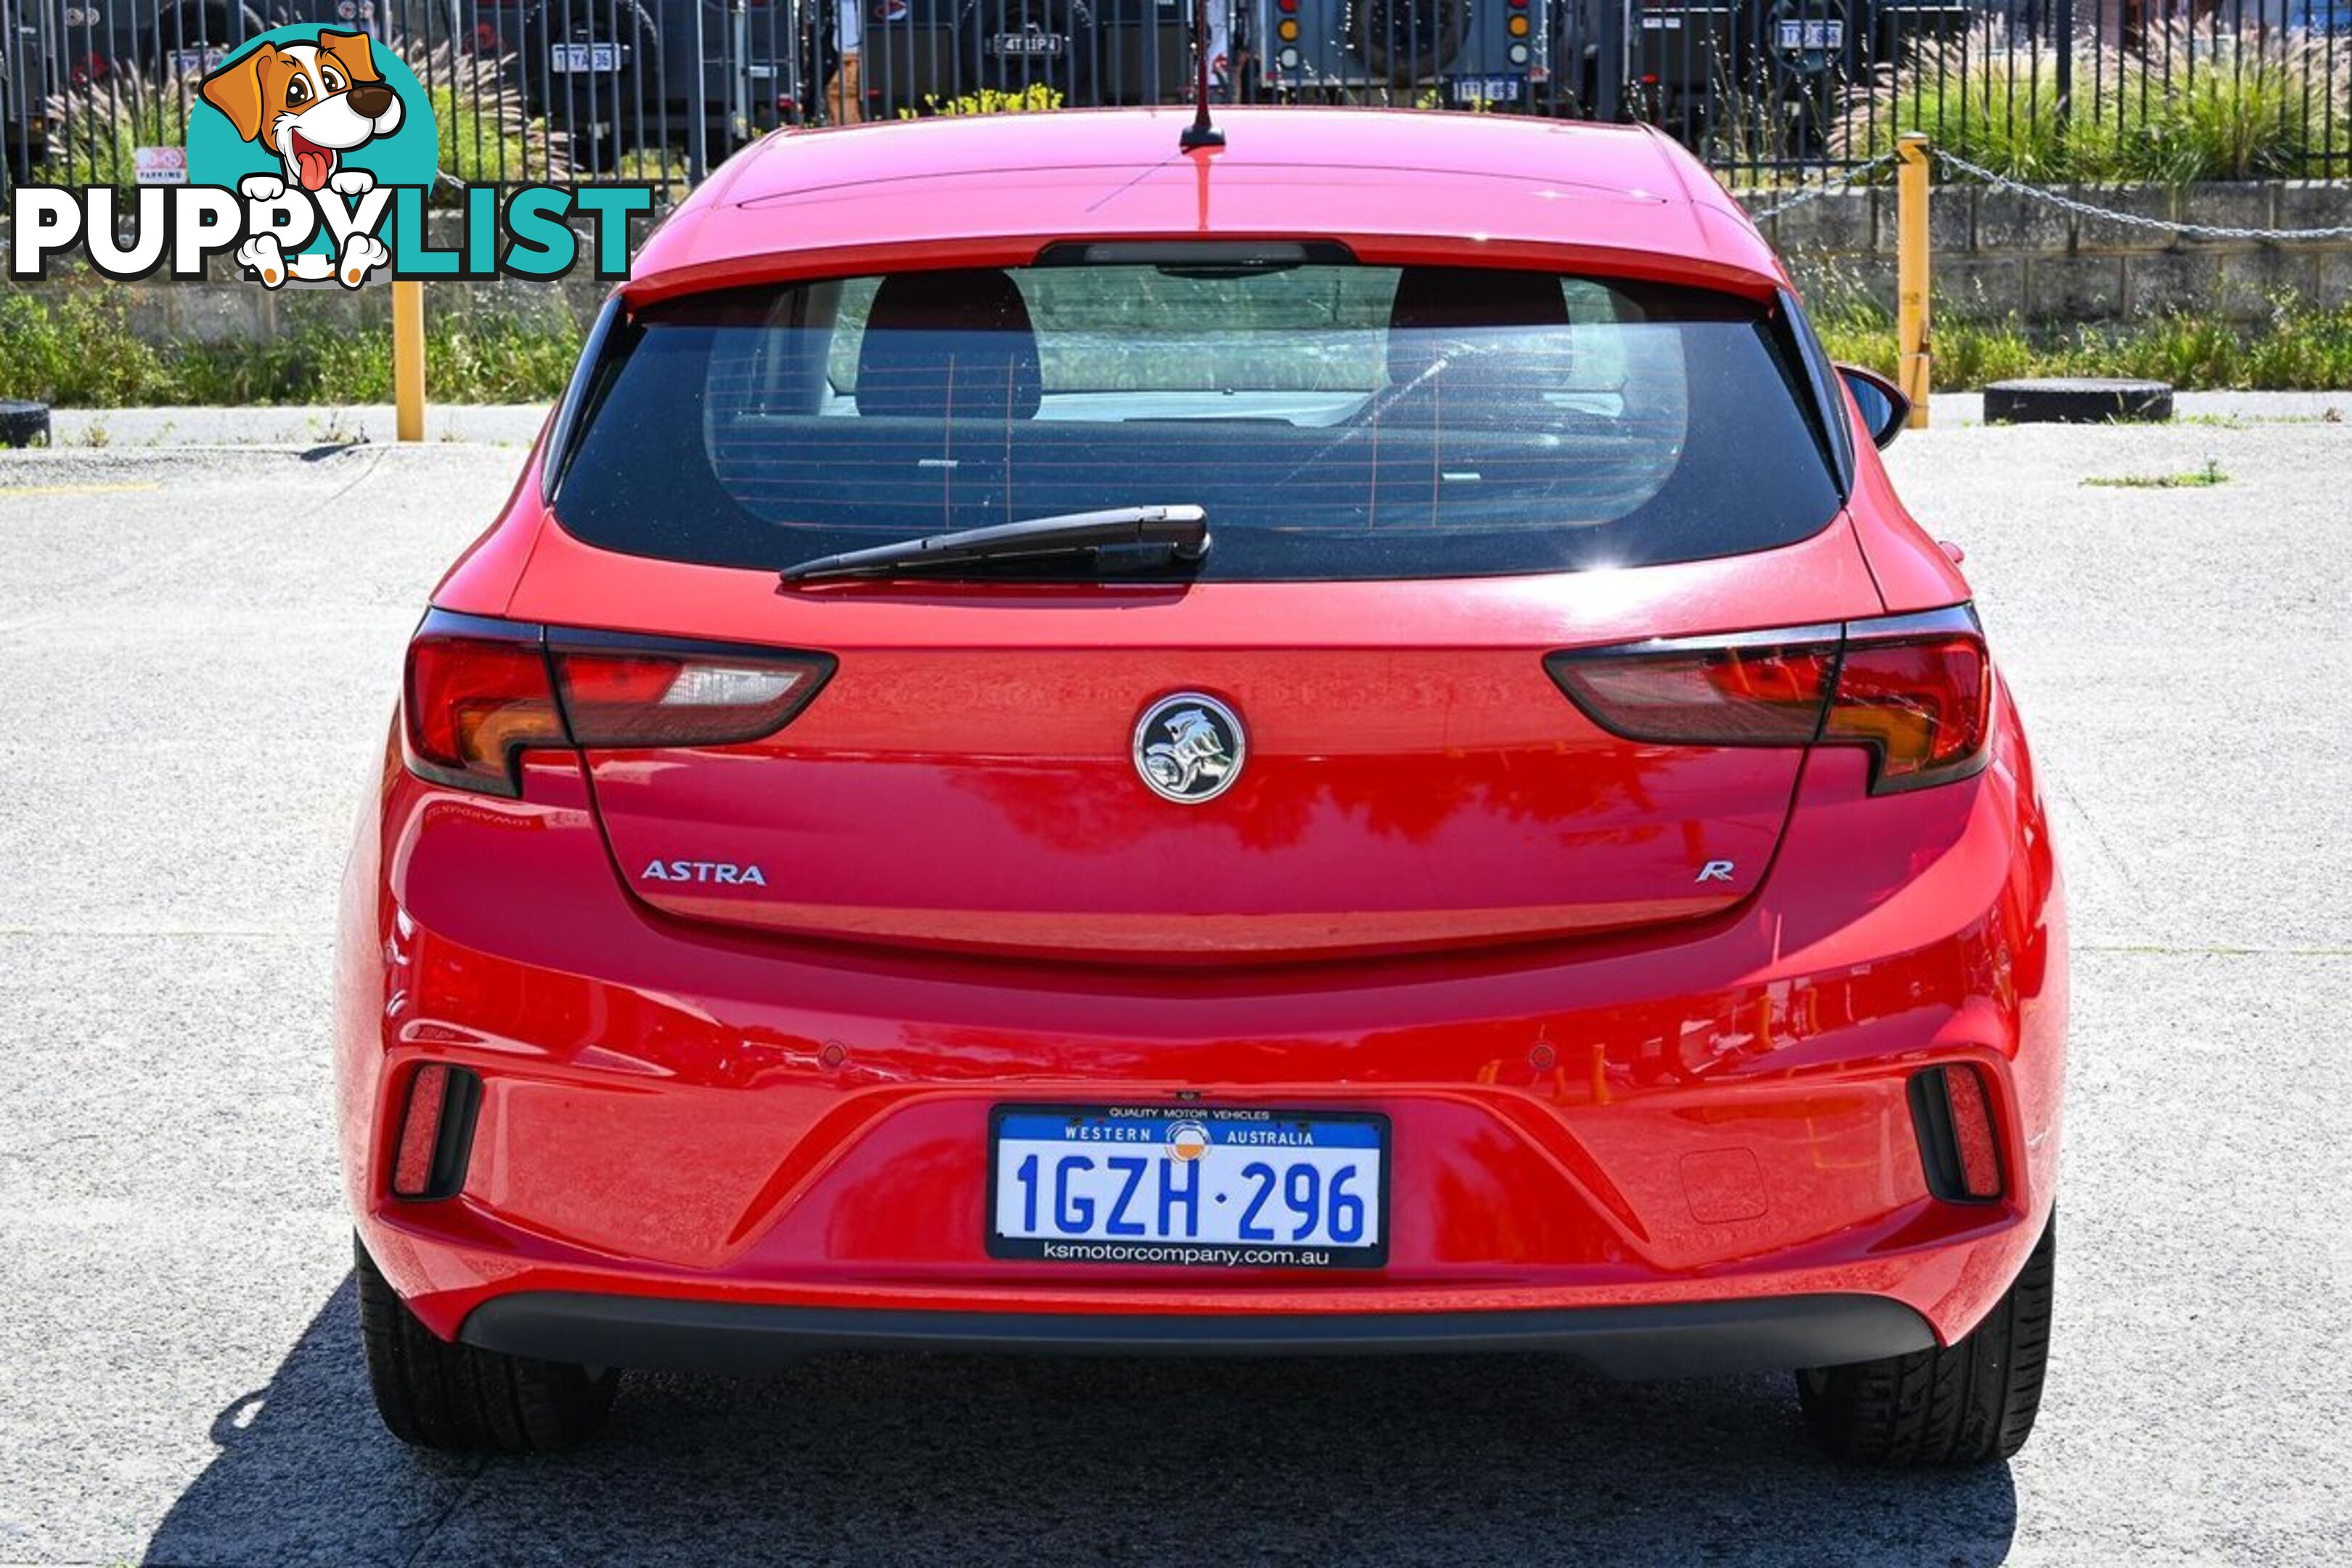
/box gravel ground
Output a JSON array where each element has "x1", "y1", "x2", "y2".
[
  {"x1": 0, "y1": 409, "x2": 2345, "y2": 1566},
  {"x1": 23, "y1": 388, "x2": 2350, "y2": 450}
]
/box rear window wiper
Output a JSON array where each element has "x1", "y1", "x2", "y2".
[{"x1": 776, "y1": 505, "x2": 1209, "y2": 585}]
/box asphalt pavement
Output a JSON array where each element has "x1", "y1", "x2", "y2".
[{"x1": 0, "y1": 406, "x2": 2346, "y2": 1565}]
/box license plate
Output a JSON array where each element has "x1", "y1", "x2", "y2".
[
  {"x1": 1776, "y1": 19, "x2": 1844, "y2": 49},
  {"x1": 991, "y1": 29, "x2": 1066, "y2": 55},
  {"x1": 989, "y1": 1105, "x2": 1389, "y2": 1268},
  {"x1": 551, "y1": 41, "x2": 626, "y2": 72},
  {"x1": 1450, "y1": 75, "x2": 1522, "y2": 102}
]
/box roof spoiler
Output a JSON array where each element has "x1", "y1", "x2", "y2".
[{"x1": 619, "y1": 234, "x2": 1785, "y2": 309}]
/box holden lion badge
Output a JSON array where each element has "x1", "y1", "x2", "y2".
[{"x1": 1133, "y1": 693, "x2": 1245, "y2": 804}]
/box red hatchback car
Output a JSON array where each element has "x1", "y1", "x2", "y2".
[{"x1": 340, "y1": 107, "x2": 2065, "y2": 1465}]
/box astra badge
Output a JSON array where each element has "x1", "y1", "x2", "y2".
[
  {"x1": 1133, "y1": 693, "x2": 1245, "y2": 804},
  {"x1": 640, "y1": 859, "x2": 766, "y2": 886}
]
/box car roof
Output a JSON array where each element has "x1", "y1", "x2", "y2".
[{"x1": 624, "y1": 107, "x2": 1787, "y2": 304}]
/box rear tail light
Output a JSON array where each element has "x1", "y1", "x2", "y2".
[
  {"x1": 1545, "y1": 626, "x2": 1842, "y2": 746},
  {"x1": 391, "y1": 1062, "x2": 482, "y2": 1201},
  {"x1": 403, "y1": 614, "x2": 565, "y2": 796},
  {"x1": 401, "y1": 611, "x2": 833, "y2": 796},
  {"x1": 1818, "y1": 616, "x2": 1991, "y2": 792},
  {"x1": 1908, "y1": 1063, "x2": 2004, "y2": 1202},
  {"x1": 550, "y1": 633, "x2": 833, "y2": 749},
  {"x1": 1545, "y1": 605, "x2": 1991, "y2": 795}
]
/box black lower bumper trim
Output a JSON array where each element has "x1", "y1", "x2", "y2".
[{"x1": 460, "y1": 1291, "x2": 1935, "y2": 1380}]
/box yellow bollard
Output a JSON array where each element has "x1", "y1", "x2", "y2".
[
  {"x1": 1896, "y1": 133, "x2": 1931, "y2": 429},
  {"x1": 393, "y1": 280, "x2": 426, "y2": 443}
]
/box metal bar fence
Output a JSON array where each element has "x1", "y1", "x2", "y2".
[{"x1": 3, "y1": 0, "x2": 2348, "y2": 214}]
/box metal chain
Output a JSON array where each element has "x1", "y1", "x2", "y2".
[
  {"x1": 1746, "y1": 154, "x2": 1900, "y2": 222},
  {"x1": 1930, "y1": 147, "x2": 2352, "y2": 242},
  {"x1": 1746, "y1": 146, "x2": 2352, "y2": 241}
]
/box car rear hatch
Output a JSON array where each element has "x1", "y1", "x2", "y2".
[
  {"x1": 510, "y1": 515, "x2": 1890, "y2": 968},
  {"x1": 538, "y1": 584, "x2": 1867, "y2": 964},
  {"x1": 514, "y1": 253, "x2": 1886, "y2": 964}
]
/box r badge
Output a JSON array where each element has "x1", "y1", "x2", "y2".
[{"x1": 1133, "y1": 693, "x2": 1245, "y2": 804}]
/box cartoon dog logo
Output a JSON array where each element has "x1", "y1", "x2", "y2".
[{"x1": 198, "y1": 30, "x2": 400, "y2": 287}]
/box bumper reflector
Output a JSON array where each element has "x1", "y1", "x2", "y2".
[
  {"x1": 391, "y1": 1063, "x2": 482, "y2": 1201},
  {"x1": 1908, "y1": 1064, "x2": 2004, "y2": 1202}
]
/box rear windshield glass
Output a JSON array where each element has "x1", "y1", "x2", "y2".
[{"x1": 554, "y1": 263, "x2": 1841, "y2": 581}]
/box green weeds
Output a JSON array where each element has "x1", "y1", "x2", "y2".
[
  {"x1": 7, "y1": 277, "x2": 2352, "y2": 409},
  {"x1": 0, "y1": 286, "x2": 584, "y2": 406},
  {"x1": 2083, "y1": 460, "x2": 2231, "y2": 488},
  {"x1": 1813, "y1": 298, "x2": 2352, "y2": 393}
]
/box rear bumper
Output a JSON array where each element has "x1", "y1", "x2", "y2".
[
  {"x1": 460, "y1": 1292, "x2": 1936, "y2": 1379},
  {"x1": 338, "y1": 696, "x2": 2066, "y2": 1359}
]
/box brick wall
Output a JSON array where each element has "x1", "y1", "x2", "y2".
[
  {"x1": 7, "y1": 183, "x2": 2351, "y2": 350},
  {"x1": 1743, "y1": 181, "x2": 2352, "y2": 324}
]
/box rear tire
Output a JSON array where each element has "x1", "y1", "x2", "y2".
[
  {"x1": 0, "y1": 400, "x2": 52, "y2": 449},
  {"x1": 355, "y1": 1236, "x2": 619, "y2": 1452},
  {"x1": 1797, "y1": 1212, "x2": 2055, "y2": 1466}
]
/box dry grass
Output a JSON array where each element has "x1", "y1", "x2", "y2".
[
  {"x1": 393, "y1": 39, "x2": 573, "y2": 187},
  {"x1": 1832, "y1": 20, "x2": 2352, "y2": 183},
  {"x1": 42, "y1": 40, "x2": 572, "y2": 193}
]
